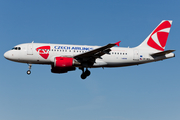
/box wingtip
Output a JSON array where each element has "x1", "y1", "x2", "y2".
[{"x1": 115, "y1": 41, "x2": 121, "y2": 46}]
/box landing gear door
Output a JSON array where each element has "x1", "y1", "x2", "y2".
[
  {"x1": 133, "y1": 50, "x2": 139, "y2": 61},
  {"x1": 27, "y1": 44, "x2": 33, "y2": 55}
]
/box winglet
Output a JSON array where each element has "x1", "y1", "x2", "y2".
[{"x1": 115, "y1": 41, "x2": 121, "y2": 46}]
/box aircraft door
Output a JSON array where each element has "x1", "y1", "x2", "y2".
[
  {"x1": 133, "y1": 50, "x2": 139, "y2": 61},
  {"x1": 27, "y1": 44, "x2": 33, "y2": 55}
]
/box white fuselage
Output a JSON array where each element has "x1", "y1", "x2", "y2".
[{"x1": 4, "y1": 43, "x2": 174, "y2": 68}]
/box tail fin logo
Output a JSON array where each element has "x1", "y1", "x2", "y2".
[
  {"x1": 147, "y1": 21, "x2": 172, "y2": 51},
  {"x1": 36, "y1": 46, "x2": 50, "y2": 59}
]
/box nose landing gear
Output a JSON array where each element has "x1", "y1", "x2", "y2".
[
  {"x1": 80, "y1": 67, "x2": 91, "y2": 79},
  {"x1": 27, "y1": 64, "x2": 32, "y2": 75}
]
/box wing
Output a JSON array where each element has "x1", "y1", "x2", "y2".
[{"x1": 74, "y1": 41, "x2": 121, "y2": 66}]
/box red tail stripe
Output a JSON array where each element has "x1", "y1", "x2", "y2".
[
  {"x1": 152, "y1": 21, "x2": 171, "y2": 35},
  {"x1": 147, "y1": 21, "x2": 171, "y2": 51}
]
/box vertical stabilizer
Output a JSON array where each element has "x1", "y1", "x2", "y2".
[{"x1": 137, "y1": 20, "x2": 172, "y2": 51}]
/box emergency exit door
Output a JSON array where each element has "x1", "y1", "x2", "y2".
[
  {"x1": 27, "y1": 44, "x2": 33, "y2": 55},
  {"x1": 133, "y1": 50, "x2": 139, "y2": 61}
]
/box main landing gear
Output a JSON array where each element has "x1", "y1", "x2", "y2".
[
  {"x1": 27, "y1": 64, "x2": 32, "y2": 75},
  {"x1": 80, "y1": 67, "x2": 91, "y2": 79}
]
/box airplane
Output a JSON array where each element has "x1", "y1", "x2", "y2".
[{"x1": 4, "y1": 20, "x2": 175, "y2": 79}]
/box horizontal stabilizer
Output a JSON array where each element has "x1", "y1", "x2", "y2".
[{"x1": 150, "y1": 50, "x2": 175, "y2": 57}]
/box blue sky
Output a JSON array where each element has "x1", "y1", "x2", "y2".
[{"x1": 0, "y1": 0, "x2": 180, "y2": 120}]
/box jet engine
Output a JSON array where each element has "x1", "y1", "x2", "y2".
[
  {"x1": 54, "y1": 57, "x2": 74, "y2": 67},
  {"x1": 51, "y1": 57, "x2": 80, "y2": 73}
]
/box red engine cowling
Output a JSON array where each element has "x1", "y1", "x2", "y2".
[
  {"x1": 54, "y1": 57, "x2": 74, "y2": 68},
  {"x1": 52, "y1": 57, "x2": 77, "y2": 73}
]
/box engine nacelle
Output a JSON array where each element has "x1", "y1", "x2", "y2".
[
  {"x1": 54, "y1": 57, "x2": 74, "y2": 68},
  {"x1": 52, "y1": 57, "x2": 80, "y2": 73}
]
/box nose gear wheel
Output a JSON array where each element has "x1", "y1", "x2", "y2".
[
  {"x1": 27, "y1": 64, "x2": 32, "y2": 75},
  {"x1": 27, "y1": 70, "x2": 31, "y2": 75}
]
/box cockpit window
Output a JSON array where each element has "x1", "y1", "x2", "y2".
[{"x1": 12, "y1": 47, "x2": 21, "y2": 50}]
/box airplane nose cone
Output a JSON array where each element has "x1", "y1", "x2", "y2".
[
  {"x1": 4, "y1": 51, "x2": 10, "y2": 60},
  {"x1": 4, "y1": 50, "x2": 19, "y2": 62}
]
